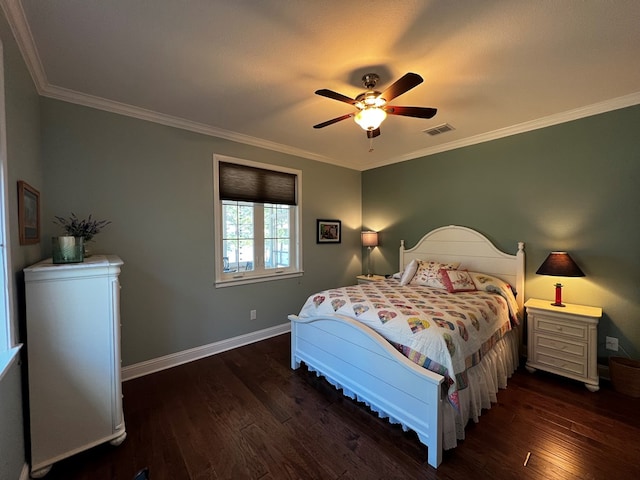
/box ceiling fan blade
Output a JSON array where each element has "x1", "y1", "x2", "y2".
[
  {"x1": 313, "y1": 113, "x2": 354, "y2": 129},
  {"x1": 366, "y1": 128, "x2": 381, "y2": 139},
  {"x1": 315, "y1": 89, "x2": 358, "y2": 105},
  {"x1": 379, "y1": 73, "x2": 423, "y2": 103},
  {"x1": 385, "y1": 106, "x2": 437, "y2": 119}
]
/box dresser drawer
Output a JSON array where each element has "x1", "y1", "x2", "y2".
[{"x1": 533, "y1": 316, "x2": 588, "y2": 341}]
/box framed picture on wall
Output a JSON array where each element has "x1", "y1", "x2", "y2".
[
  {"x1": 317, "y1": 219, "x2": 341, "y2": 244},
  {"x1": 18, "y1": 180, "x2": 40, "y2": 245}
]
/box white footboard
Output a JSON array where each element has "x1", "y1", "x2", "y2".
[{"x1": 289, "y1": 314, "x2": 444, "y2": 468}]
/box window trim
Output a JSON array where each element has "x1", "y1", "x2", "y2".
[{"x1": 213, "y1": 154, "x2": 303, "y2": 287}]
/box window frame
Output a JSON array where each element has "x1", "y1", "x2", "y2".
[{"x1": 213, "y1": 154, "x2": 303, "y2": 287}]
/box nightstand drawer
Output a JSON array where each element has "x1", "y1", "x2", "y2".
[
  {"x1": 535, "y1": 351, "x2": 587, "y2": 377},
  {"x1": 535, "y1": 333, "x2": 587, "y2": 359},
  {"x1": 534, "y1": 317, "x2": 588, "y2": 341}
]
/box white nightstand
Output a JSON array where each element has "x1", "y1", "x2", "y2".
[
  {"x1": 356, "y1": 274, "x2": 386, "y2": 284},
  {"x1": 524, "y1": 298, "x2": 602, "y2": 392}
]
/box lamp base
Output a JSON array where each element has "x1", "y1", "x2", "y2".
[{"x1": 551, "y1": 283, "x2": 565, "y2": 308}]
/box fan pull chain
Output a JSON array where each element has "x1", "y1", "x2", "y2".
[{"x1": 369, "y1": 137, "x2": 374, "y2": 152}]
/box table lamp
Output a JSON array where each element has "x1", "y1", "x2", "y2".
[
  {"x1": 536, "y1": 251, "x2": 585, "y2": 307},
  {"x1": 361, "y1": 231, "x2": 379, "y2": 277}
]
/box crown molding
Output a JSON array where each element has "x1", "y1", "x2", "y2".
[
  {"x1": 1, "y1": 0, "x2": 345, "y2": 167},
  {"x1": 4, "y1": 0, "x2": 639, "y2": 172},
  {"x1": 41, "y1": 83, "x2": 340, "y2": 166},
  {"x1": 43, "y1": 85, "x2": 640, "y2": 173},
  {"x1": 0, "y1": 0, "x2": 47, "y2": 93},
  {"x1": 365, "y1": 91, "x2": 640, "y2": 170}
]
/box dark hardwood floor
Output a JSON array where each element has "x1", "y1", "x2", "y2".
[{"x1": 43, "y1": 333, "x2": 639, "y2": 479}]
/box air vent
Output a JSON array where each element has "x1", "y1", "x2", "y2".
[{"x1": 423, "y1": 123, "x2": 455, "y2": 136}]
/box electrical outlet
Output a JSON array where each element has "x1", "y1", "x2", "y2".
[
  {"x1": 250, "y1": 309, "x2": 257, "y2": 320},
  {"x1": 605, "y1": 336, "x2": 619, "y2": 351}
]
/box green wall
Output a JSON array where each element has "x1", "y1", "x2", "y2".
[
  {"x1": 363, "y1": 105, "x2": 640, "y2": 361},
  {"x1": 0, "y1": 6, "x2": 43, "y2": 479},
  {"x1": 40, "y1": 99, "x2": 362, "y2": 366},
  {"x1": 0, "y1": 359, "x2": 25, "y2": 479}
]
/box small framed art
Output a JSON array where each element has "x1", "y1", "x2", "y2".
[
  {"x1": 317, "y1": 219, "x2": 341, "y2": 244},
  {"x1": 18, "y1": 180, "x2": 40, "y2": 245}
]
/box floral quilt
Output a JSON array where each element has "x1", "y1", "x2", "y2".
[{"x1": 297, "y1": 278, "x2": 517, "y2": 409}]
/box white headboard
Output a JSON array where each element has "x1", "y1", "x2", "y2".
[{"x1": 399, "y1": 225, "x2": 525, "y2": 312}]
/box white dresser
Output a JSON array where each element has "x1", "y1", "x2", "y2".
[
  {"x1": 524, "y1": 298, "x2": 602, "y2": 392},
  {"x1": 24, "y1": 255, "x2": 126, "y2": 477}
]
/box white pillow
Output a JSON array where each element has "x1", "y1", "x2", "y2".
[{"x1": 399, "y1": 259, "x2": 419, "y2": 285}]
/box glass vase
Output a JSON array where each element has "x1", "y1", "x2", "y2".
[{"x1": 52, "y1": 236, "x2": 84, "y2": 264}]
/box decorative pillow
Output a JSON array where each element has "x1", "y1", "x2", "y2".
[
  {"x1": 410, "y1": 260, "x2": 460, "y2": 289},
  {"x1": 439, "y1": 269, "x2": 477, "y2": 293},
  {"x1": 399, "y1": 259, "x2": 419, "y2": 286},
  {"x1": 469, "y1": 272, "x2": 521, "y2": 323}
]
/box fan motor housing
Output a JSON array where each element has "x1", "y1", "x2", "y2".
[{"x1": 361, "y1": 73, "x2": 380, "y2": 89}]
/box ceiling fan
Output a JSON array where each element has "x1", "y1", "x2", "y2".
[{"x1": 313, "y1": 72, "x2": 437, "y2": 139}]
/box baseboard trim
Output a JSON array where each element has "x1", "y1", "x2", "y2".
[{"x1": 122, "y1": 323, "x2": 291, "y2": 381}]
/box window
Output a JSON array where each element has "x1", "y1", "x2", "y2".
[
  {"x1": 213, "y1": 154, "x2": 302, "y2": 286},
  {"x1": 0, "y1": 39, "x2": 19, "y2": 379}
]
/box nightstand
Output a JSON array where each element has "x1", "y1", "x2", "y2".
[
  {"x1": 356, "y1": 274, "x2": 386, "y2": 284},
  {"x1": 524, "y1": 298, "x2": 602, "y2": 392}
]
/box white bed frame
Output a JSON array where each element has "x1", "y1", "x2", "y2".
[{"x1": 289, "y1": 225, "x2": 525, "y2": 468}]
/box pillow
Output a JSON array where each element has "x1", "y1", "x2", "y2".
[
  {"x1": 410, "y1": 260, "x2": 460, "y2": 289},
  {"x1": 439, "y1": 269, "x2": 477, "y2": 293},
  {"x1": 469, "y1": 272, "x2": 512, "y2": 295},
  {"x1": 469, "y1": 272, "x2": 521, "y2": 323},
  {"x1": 399, "y1": 259, "x2": 419, "y2": 285}
]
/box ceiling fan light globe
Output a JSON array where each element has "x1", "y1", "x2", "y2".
[
  {"x1": 354, "y1": 107, "x2": 387, "y2": 131},
  {"x1": 356, "y1": 91, "x2": 385, "y2": 108},
  {"x1": 373, "y1": 97, "x2": 386, "y2": 107}
]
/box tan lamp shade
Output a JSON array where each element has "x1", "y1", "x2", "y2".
[{"x1": 361, "y1": 231, "x2": 379, "y2": 247}]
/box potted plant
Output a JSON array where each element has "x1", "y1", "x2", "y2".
[{"x1": 53, "y1": 213, "x2": 111, "y2": 258}]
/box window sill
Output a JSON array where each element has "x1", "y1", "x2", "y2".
[
  {"x1": 0, "y1": 344, "x2": 22, "y2": 383},
  {"x1": 215, "y1": 271, "x2": 303, "y2": 288}
]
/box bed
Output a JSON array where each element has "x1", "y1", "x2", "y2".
[{"x1": 289, "y1": 225, "x2": 525, "y2": 468}]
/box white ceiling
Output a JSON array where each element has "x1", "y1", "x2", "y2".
[{"x1": 3, "y1": 0, "x2": 640, "y2": 171}]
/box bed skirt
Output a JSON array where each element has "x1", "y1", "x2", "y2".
[{"x1": 442, "y1": 325, "x2": 520, "y2": 449}]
